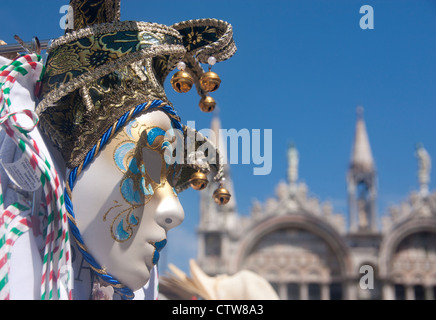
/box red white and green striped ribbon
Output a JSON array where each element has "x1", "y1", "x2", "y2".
[
  {"x1": 0, "y1": 54, "x2": 73, "y2": 299},
  {"x1": 0, "y1": 200, "x2": 30, "y2": 300}
]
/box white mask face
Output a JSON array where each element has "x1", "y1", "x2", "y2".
[{"x1": 72, "y1": 109, "x2": 184, "y2": 291}]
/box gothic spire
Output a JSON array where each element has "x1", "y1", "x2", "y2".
[
  {"x1": 350, "y1": 107, "x2": 375, "y2": 174},
  {"x1": 347, "y1": 107, "x2": 378, "y2": 233}
]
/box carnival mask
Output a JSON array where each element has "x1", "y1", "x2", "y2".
[{"x1": 104, "y1": 119, "x2": 182, "y2": 242}]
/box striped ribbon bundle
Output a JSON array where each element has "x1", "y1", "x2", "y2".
[
  {"x1": 0, "y1": 53, "x2": 73, "y2": 299},
  {"x1": 0, "y1": 201, "x2": 30, "y2": 299}
]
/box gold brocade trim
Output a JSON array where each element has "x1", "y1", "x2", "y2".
[
  {"x1": 171, "y1": 18, "x2": 237, "y2": 64},
  {"x1": 36, "y1": 44, "x2": 186, "y2": 115},
  {"x1": 51, "y1": 21, "x2": 182, "y2": 52},
  {"x1": 79, "y1": 86, "x2": 94, "y2": 113}
]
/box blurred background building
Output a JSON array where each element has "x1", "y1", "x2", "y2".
[{"x1": 197, "y1": 109, "x2": 436, "y2": 300}]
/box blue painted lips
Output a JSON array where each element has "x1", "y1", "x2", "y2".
[{"x1": 150, "y1": 239, "x2": 167, "y2": 265}]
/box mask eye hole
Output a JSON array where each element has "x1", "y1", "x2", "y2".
[{"x1": 141, "y1": 148, "x2": 162, "y2": 184}]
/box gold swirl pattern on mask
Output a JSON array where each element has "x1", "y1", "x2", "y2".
[{"x1": 102, "y1": 123, "x2": 181, "y2": 242}]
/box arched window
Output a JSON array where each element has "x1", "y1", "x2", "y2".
[
  {"x1": 329, "y1": 283, "x2": 343, "y2": 300},
  {"x1": 308, "y1": 283, "x2": 321, "y2": 300},
  {"x1": 394, "y1": 284, "x2": 405, "y2": 300},
  {"x1": 242, "y1": 227, "x2": 346, "y2": 300},
  {"x1": 414, "y1": 285, "x2": 425, "y2": 300},
  {"x1": 287, "y1": 283, "x2": 299, "y2": 300},
  {"x1": 391, "y1": 232, "x2": 436, "y2": 300}
]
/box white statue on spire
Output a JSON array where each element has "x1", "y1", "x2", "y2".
[
  {"x1": 415, "y1": 143, "x2": 431, "y2": 196},
  {"x1": 287, "y1": 143, "x2": 299, "y2": 185}
]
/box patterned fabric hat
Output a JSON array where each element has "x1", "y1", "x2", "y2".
[{"x1": 36, "y1": 0, "x2": 236, "y2": 188}]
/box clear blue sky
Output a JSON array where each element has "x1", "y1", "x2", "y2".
[{"x1": 1, "y1": 0, "x2": 435, "y2": 275}]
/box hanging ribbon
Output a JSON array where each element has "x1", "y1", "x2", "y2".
[
  {"x1": 0, "y1": 54, "x2": 73, "y2": 300},
  {"x1": 0, "y1": 200, "x2": 30, "y2": 300},
  {"x1": 0, "y1": 109, "x2": 39, "y2": 135}
]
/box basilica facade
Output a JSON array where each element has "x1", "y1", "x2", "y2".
[{"x1": 196, "y1": 111, "x2": 436, "y2": 300}]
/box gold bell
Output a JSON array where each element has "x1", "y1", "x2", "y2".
[
  {"x1": 171, "y1": 70, "x2": 194, "y2": 93},
  {"x1": 199, "y1": 96, "x2": 216, "y2": 113},
  {"x1": 213, "y1": 186, "x2": 231, "y2": 205},
  {"x1": 189, "y1": 171, "x2": 209, "y2": 190},
  {"x1": 199, "y1": 71, "x2": 221, "y2": 93}
]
